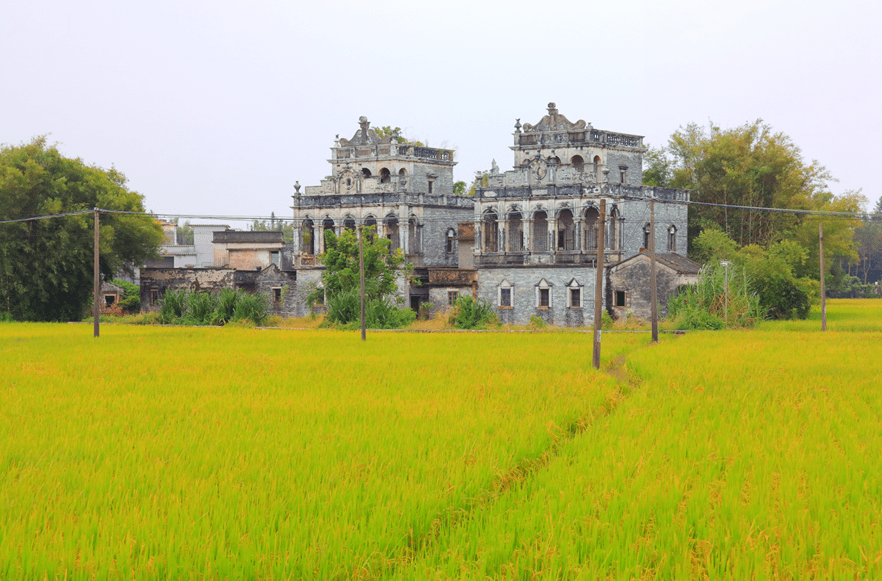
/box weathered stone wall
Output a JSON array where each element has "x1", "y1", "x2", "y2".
[
  {"x1": 477, "y1": 266, "x2": 602, "y2": 327},
  {"x1": 608, "y1": 260, "x2": 685, "y2": 320}
]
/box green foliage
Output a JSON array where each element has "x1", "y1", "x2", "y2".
[
  {"x1": 251, "y1": 217, "x2": 294, "y2": 243},
  {"x1": 176, "y1": 220, "x2": 194, "y2": 245},
  {"x1": 158, "y1": 287, "x2": 269, "y2": 326},
  {"x1": 110, "y1": 278, "x2": 140, "y2": 313},
  {"x1": 528, "y1": 314, "x2": 546, "y2": 329},
  {"x1": 690, "y1": 228, "x2": 740, "y2": 264},
  {"x1": 0, "y1": 311, "x2": 13, "y2": 323},
  {"x1": 449, "y1": 295, "x2": 497, "y2": 329},
  {"x1": 736, "y1": 241, "x2": 815, "y2": 319},
  {"x1": 232, "y1": 292, "x2": 270, "y2": 327},
  {"x1": 373, "y1": 125, "x2": 424, "y2": 146},
  {"x1": 212, "y1": 288, "x2": 240, "y2": 325},
  {"x1": 654, "y1": 120, "x2": 862, "y2": 272},
  {"x1": 453, "y1": 181, "x2": 467, "y2": 196},
  {"x1": 158, "y1": 288, "x2": 190, "y2": 324},
  {"x1": 668, "y1": 264, "x2": 763, "y2": 329},
  {"x1": 641, "y1": 145, "x2": 673, "y2": 187},
  {"x1": 322, "y1": 288, "x2": 415, "y2": 330},
  {"x1": 310, "y1": 227, "x2": 414, "y2": 328},
  {"x1": 0, "y1": 137, "x2": 164, "y2": 321}
]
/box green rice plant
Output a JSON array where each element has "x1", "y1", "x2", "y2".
[{"x1": 0, "y1": 324, "x2": 639, "y2": 580}]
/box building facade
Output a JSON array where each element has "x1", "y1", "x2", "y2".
[{"x1": 471, "y1": 103, "x2": 690, "y2": 326}]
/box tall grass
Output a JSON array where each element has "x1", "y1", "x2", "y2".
[{"x1": 668, "y1": 263, "x2": 763, "y2": 329}]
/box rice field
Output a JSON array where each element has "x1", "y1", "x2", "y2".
[{"x1": 2, "y1": 300, "x2": 881, "y2": 579}]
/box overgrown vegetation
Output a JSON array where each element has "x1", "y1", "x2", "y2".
[
  {"x1": 448, "y1": 295, "x2": 497, "y2": 329},
  {"x1": 157, "y1": 288, "x2": 270, "y2": 326},
  {"x1": 109, "y1": 279, "x2": 141, "y2": 313},
  {"x1": 668, "y1": 263, "x2": 764, "y2": 329},
  {"x1": 310, "y1": 227, "x2": 415, "y2": 329}
]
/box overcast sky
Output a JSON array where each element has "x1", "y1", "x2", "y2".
[{"x1": 2, "y1": 0, "x2": 879, "y2": 223}]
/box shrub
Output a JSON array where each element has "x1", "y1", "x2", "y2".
[
  {"x1": 233, "y1": 292, "x2": 270, "y2": 327},
  {"x1": 186, "y1": 291, "x2": 218, "y2": 326},
  {"x1": 158, "y1": 289, "x2": 191, "y2": 324},
  {"x1": 110, "y1": 279, "x2": 141, "y2": 313},
  {"x1": 212, "y1": 288, "x2": 241, "y2": 326},
  {"x1": 668, "y1": 264, "x2": 763, "y2": 330},
  {"x1": 449, "y1": 296, "x2": 497, "y2": 330},
  {"x1": 0, "y1": 311, "x2": 15, "y2": 323}
]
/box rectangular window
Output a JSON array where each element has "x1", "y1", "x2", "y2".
[
  {"x1": 500, "y1": 288, "x2": 511, "y2": 307},
  {"x1": 448, "y1": 290, "x2": 458, "y2": 305},
  {"x1": 428, "y1": 180, "x2": 434, "y2": 194},
  {"x1": 272, "y1": 288, "x2": 282, "y2": 304},
  {"x1": 150, "y1": 289, "x2": 159, "y2": 305},
  {"x1": 669, "y1": 231, "x2": 676, "y2": 252},
  {"x1": 569, "y1": 288, "x2": 581, "y2": 308},
  {"x1": 270, "y1": 251, "x2": 280, "y2": 266},
  {"x1": 539, "y1": 288, "x2": 550, "y2": 308},
  {"x1": 615, "y1": 290, "x2": 626, "y2": 307}
]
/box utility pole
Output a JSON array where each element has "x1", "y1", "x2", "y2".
[
  {"x1": 359, "y1": 226, "x2": 366, "y2": 341},
  {"x1": 93, "y1": 208, "x2": 100, "y2": 338},
  {"x1": 593, "y1": 200, "x2": 606, "y2": 370},
  {"x1": 649, "y1": 198, "x2": 658, "y2": 343},
  {"x1": 820, "y1": 223, "x2": 826, "y2": 332}
]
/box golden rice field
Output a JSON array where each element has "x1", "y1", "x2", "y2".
[{"x1": 2, "y1": 299, "x2": 881, "y2": 579}]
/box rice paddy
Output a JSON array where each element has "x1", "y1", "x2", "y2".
[{"x1": 2, "y1": 299, "x2": 881, "y2": 579}]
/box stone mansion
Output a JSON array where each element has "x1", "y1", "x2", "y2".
[{"x1": 141, "y1": 103, "x2": 696, "y2": 326}]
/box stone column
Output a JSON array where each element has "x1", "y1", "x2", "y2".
[
  {"x1": 575, "y1": 217, "x2": 583, "y2": 253},
  {"x1": 549, "y1": 217, "x2": 558, "y2": 253},
  {"x1": 524, "y1": 218, "x2": 533, "y2": 253}
]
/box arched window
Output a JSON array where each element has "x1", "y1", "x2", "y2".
[
  {"x1": 343, "y1": 217, "x2": 356, "y2": 232},
  {"x1": 668, "y1": 225, "x2": 677, "y2": 252},
  {"x1": 584, "y1": 207, "x2": 599, "y2": 251},
  {"x1": 508, "y1": 212, "x2": 523, "y2": 252},
  {"x1": 533, "y1": 211, "x2": 548, "y2": 252},
  {"x1": 446, "y1": 228, "x2": 456, "y2": 254},
  {"x1": 362, "y1": 168, "x2": 372, "y2": 178},
  {"x1": 384, "y1": 215, "x2": 399, "y2": 251},
  {"x1": 549, "y1": 156, "x2": 561, "y2": 165},
  {"x1": 607, "y1": 208, "x2": 619, "y2": 250},
  {"x1": 643, "y1": 223, "x2": 651, "y2": 250},
  {"x1": 593, "y1": 155, "x2": 601, "y2": 181},
  {"x1": 380, "y1": 168, "x2": 391, "y2": 184},
  {"x1": 571, "y1": 155, "x2": 584, "y2": 172},
  {"x1": 408, "y1": 216, "x2": 419, "y2": 254},
  {"x1": 364, "y1": 216, "x2": 378, "y2": 239},
  {"x1": 398, "y1": 168, "x2": 406, "y2": 176},
  {"x1": 482, "y1": 211, "x2": 498, "y2": 252},
  {"x1": 558, "y1": 209, "x2": 575, "y2": 251},
  {"x1": 302, "y1": 218, "x2": 315, "y2": 255}
]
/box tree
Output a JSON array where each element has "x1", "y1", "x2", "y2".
[
  {"x1": 250, "y1": 218, "x2": 294, "y2": 243},
  {"x1": 176, "y1": 220, "x2": 194, "y2": 245},
  {"x1": 373, "y1": 126, "x2": 424, "y2": 146},
  {"x1": 308, "y1": 227, "x2": 415, "y2": 327},
  {"x1": 0, "y1": 137, "x2": 164, "y2": 321}
]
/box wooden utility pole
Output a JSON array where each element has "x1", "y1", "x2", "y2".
[
  {"x1": 820, "y1": 223, "x2": 826, "y2": 332},
  {"x1": 593, "y1": 200, "x2": 606, "y2": 370},
  {"x1": 93, "y1": 208, "x2": 100, "y2": 338},
  {"x1": 650, "y1": 199, "x2": 658, "y2": 343},
  {"x1": 359, "y1": 226, "x2": 366, "y2": 341}
]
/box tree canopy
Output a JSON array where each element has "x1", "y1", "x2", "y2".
[
  {"x1": 645, "y1": 120, "x2": 864, "y2": 284},
  {"x1": 0, "y1": 137, "x2": 164, "y2": 321},
  {"x1": 309, "y1": 227, "x2": 415, "y2": 328}
]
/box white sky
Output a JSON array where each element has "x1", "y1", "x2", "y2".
[{"x1": 2, "y1": 0, "x2": 880, "y2": 223}]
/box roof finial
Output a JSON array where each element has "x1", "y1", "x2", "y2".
[{"x1": 547, "y1": 102, "x2": 558, "y2": 116}]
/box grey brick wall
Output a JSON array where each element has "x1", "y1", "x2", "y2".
[{"x1": 477, "y1": 266, "x2": 602, "y2": 327}]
